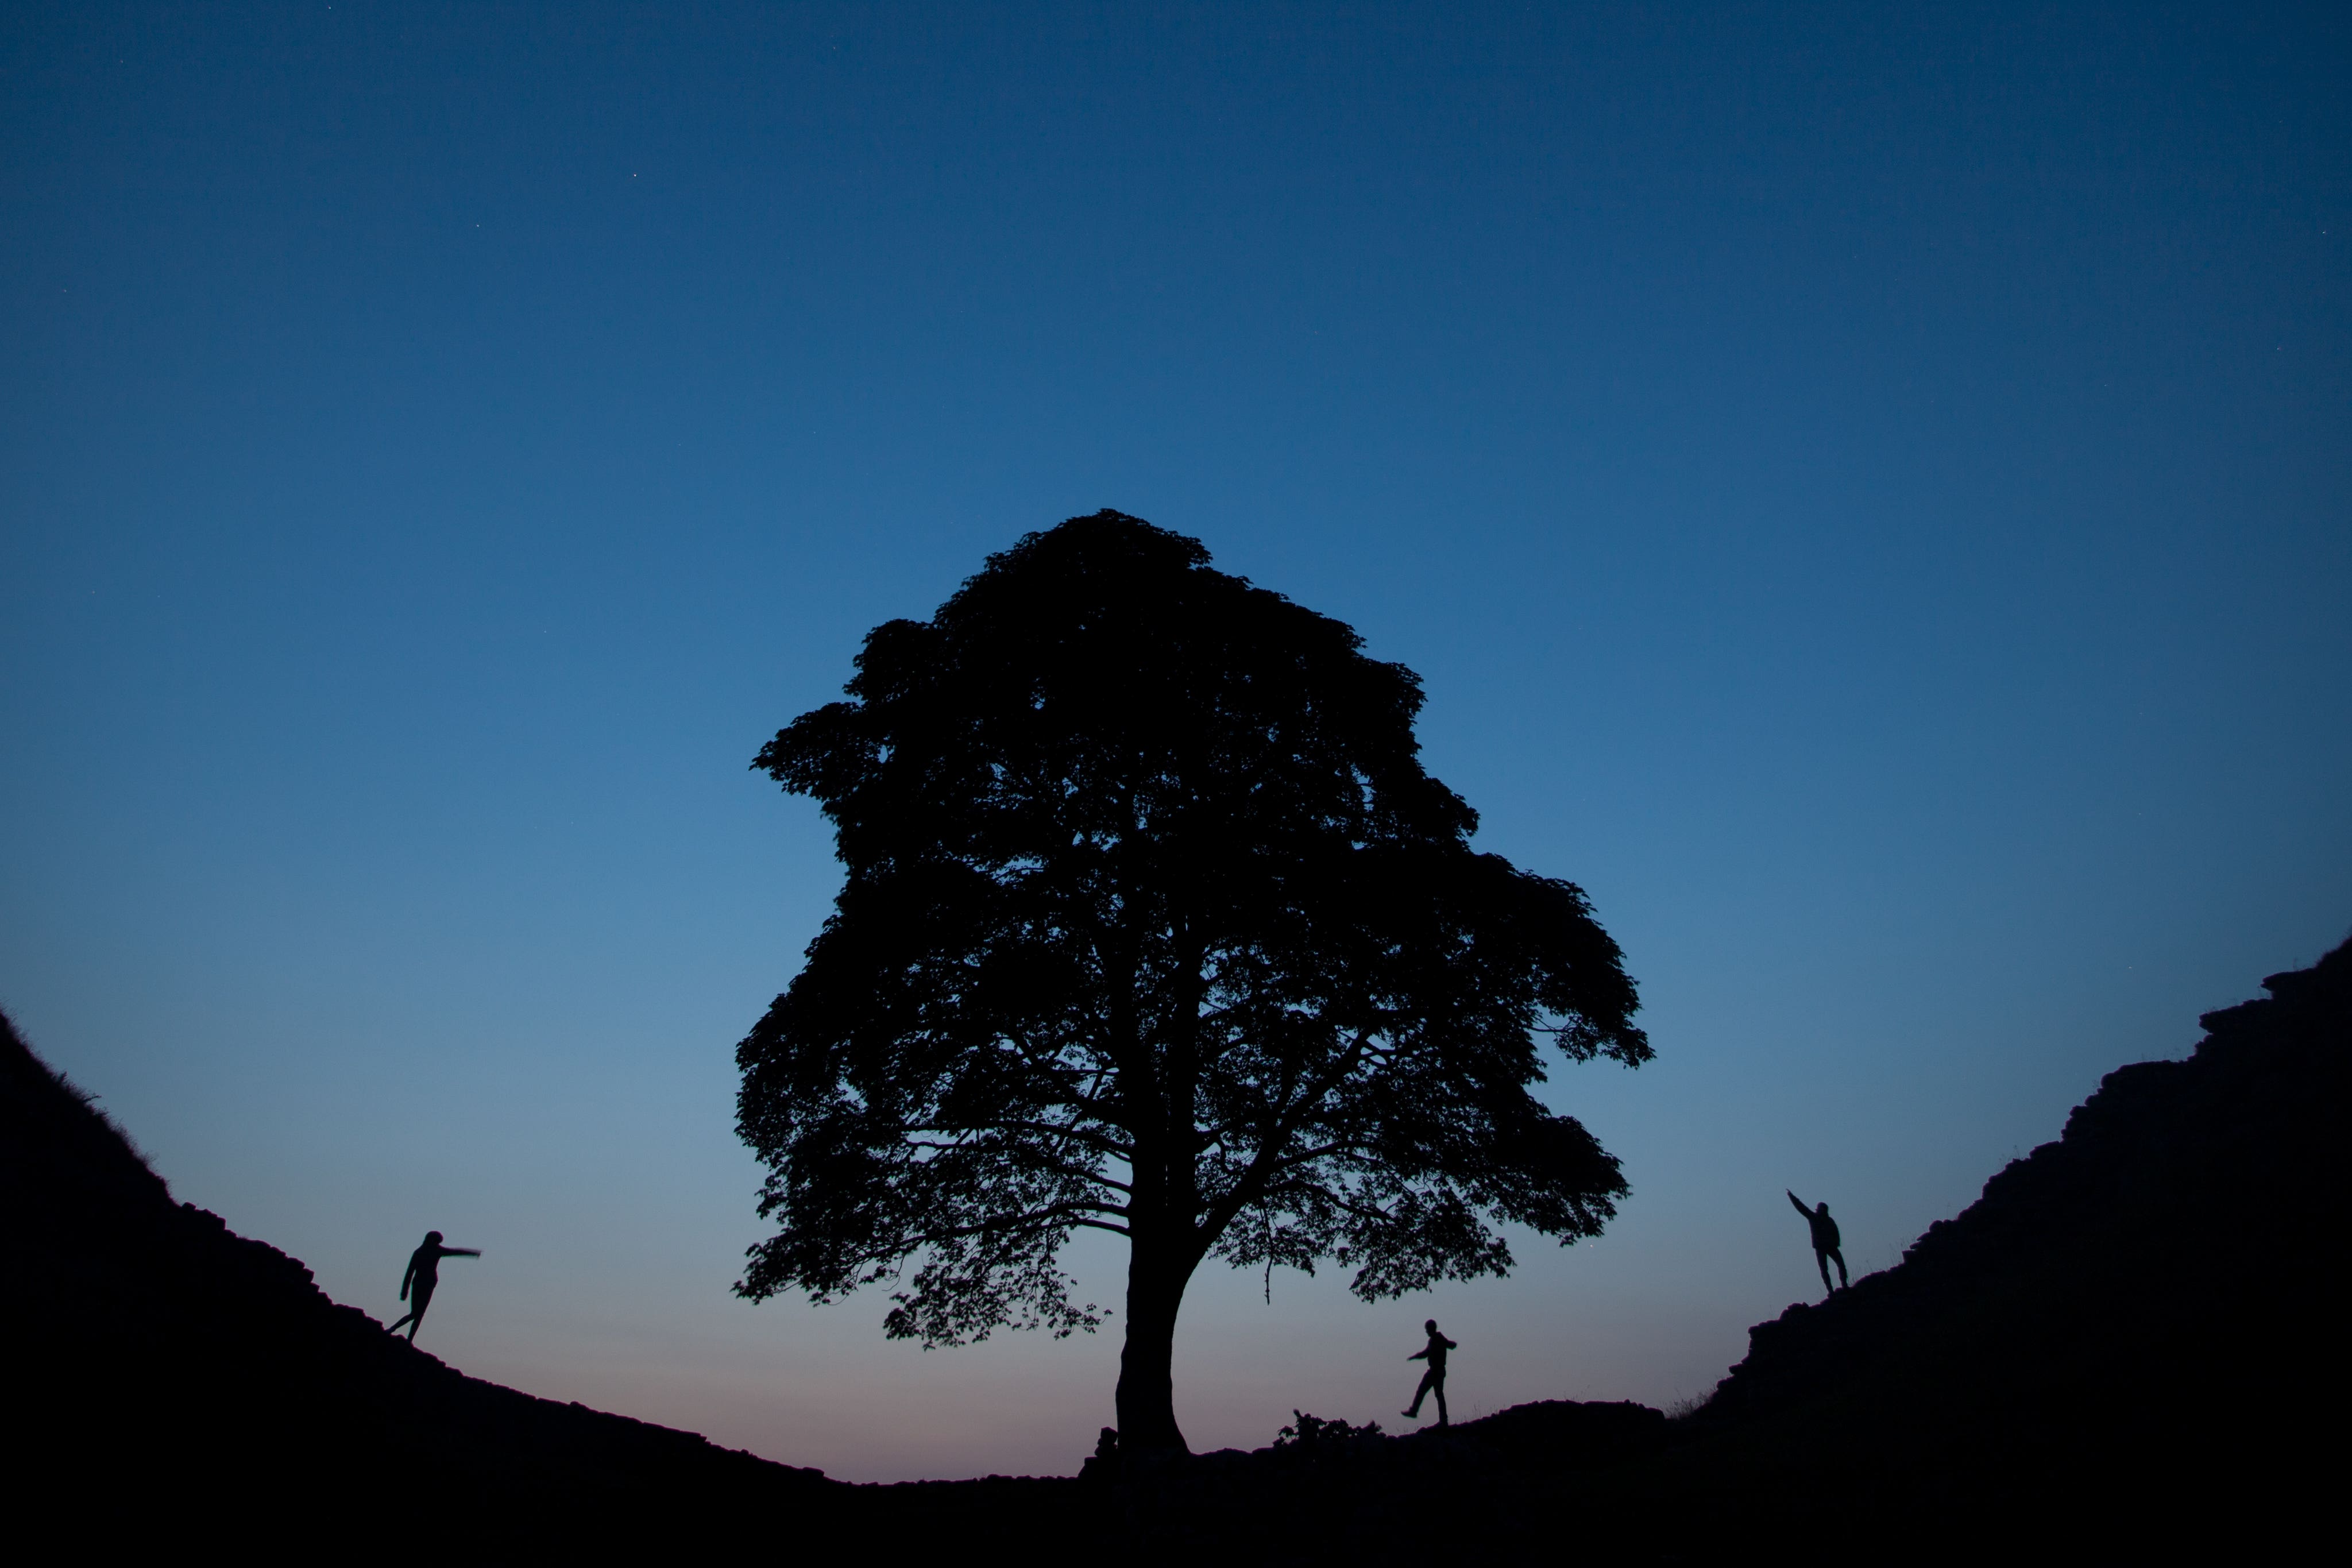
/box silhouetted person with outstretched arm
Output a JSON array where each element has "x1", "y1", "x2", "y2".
[
  {"x1": 387, "y1": 1230, "x2": 480, "y2": 1341},
  {"x1": 1788, "y1": 1191, "x2": 1847, "y2": 1297},
  {"x1": 1401, "y1": 1319, "x2": 1457, "y2": 1426}
]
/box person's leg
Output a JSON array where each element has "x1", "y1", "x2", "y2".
[
  {"x1": 387, "y1": 1310, "x2": 415, "y2": 1334},
  {"x1": 1404, "y1": 1370, "x2": 1435, "y2": 1417},
  {"x1": 1830, "y1": 1248, "x2": 1848, "y2": 1288},
  {"x1": 1432, "y1": 1376, "x2": 1448, "y2": 1427},
  {"x1": 405, "y1": 1281, "x2": 435, "y2": 1338},
  {"x1": 1815, "y1": 1250, "x2": 1834, "y2": 1296}
]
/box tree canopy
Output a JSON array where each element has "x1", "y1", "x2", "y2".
[{"x1": 736, "y1": 512, "x2": 1647, "y2": 1450}]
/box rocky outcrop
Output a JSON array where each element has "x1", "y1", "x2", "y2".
[{"x1": 1669, "y1": 936, "x2": 2350, "y2": 1550}]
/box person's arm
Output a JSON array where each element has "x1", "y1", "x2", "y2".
[
  {"x1": 1787, "y1": 1190, "x2": 1810, "y2": 1218},
  {"x1": 400, "y1": 1257, "x2": 415, "y2": 1301},
  {"x1": 1442, "y1": 1335, "x2": 1458, "y2": 1350},
  {"x1": 445, "y1": 1248, "x2": 482, "y2": 1258},
  {"x1": 1407, "y1": 1347, "x2": 1427, "y2": 1361}
]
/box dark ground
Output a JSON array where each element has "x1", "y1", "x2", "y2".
[{"x1": 8, "y1": 937, "x2": 2343, "y2": 1561}]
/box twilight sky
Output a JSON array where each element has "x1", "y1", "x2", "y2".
[{"x1": 3, "y1": 1, "x2": 2346, "y2": 1482}]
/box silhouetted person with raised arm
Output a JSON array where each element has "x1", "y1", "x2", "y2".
[
  {"x1": 387, "y1": 1230, "x2": 480, "y2": 1341},
  {"x1": 1401, "y1": 1319, "x2": 1457, "y2": 1426},
  {"x1": 1788, "y1": 1191, "x2": 1847, "y2": 1297}
]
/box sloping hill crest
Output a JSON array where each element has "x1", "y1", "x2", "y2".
[
  {"x1": 1662, "y1": 936, "x2": 2349, "y2": 1545},
  {"x1": 7, "y1": 936, "x2": 2341, "y2": 1558},
  {"x1": 1, "y1": 1009, "x2": 833, "y2": 1547}
]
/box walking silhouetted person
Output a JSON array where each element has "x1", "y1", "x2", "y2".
[
  {"x1": 387, "y1": 1230, "x2": 481, "y2": 1341},
  {"x1": 1787, "y1": 1191, "x2": 1847, "y2": 1297},
  {"x1": 1401, "y1": 1319, "x2": 1458, "y2": 1426}
]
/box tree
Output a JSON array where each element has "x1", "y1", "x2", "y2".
[{"x1": 735, "y1": 512, "x2": 1648, "y2": 1453}]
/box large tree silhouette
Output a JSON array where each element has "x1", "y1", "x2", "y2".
[{"x1": 735, "y1": 512, "x2": 1648, "y2": 1452}]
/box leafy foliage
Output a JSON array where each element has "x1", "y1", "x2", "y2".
[
  {"x1": 735, "y1": 512, "x2": 1647, "y2": 1356},
  {"x1": 1275, "y1": 1411, "x2": 1387, "y2": 1447}
]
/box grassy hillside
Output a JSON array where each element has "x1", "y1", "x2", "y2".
[
  {"x1": 8, "y1": 935, "x2": 2340, "y2": 1559},
  {"x1": 0, "y1": 1009, "x2": 834, "y2": 1550}
]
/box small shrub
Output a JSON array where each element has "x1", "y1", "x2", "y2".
[{"x1": 1274, "y1": 1410, "x2": 1384, "y2": 1447}]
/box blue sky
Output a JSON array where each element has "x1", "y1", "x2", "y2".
[{"x1": 3, "y1": 1, "x2": 2346, "y2": 1480}]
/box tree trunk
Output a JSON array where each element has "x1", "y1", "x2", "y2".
[{"x1": 1114, "y1": 1245, "x2": 1193, "y2": 1453}]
